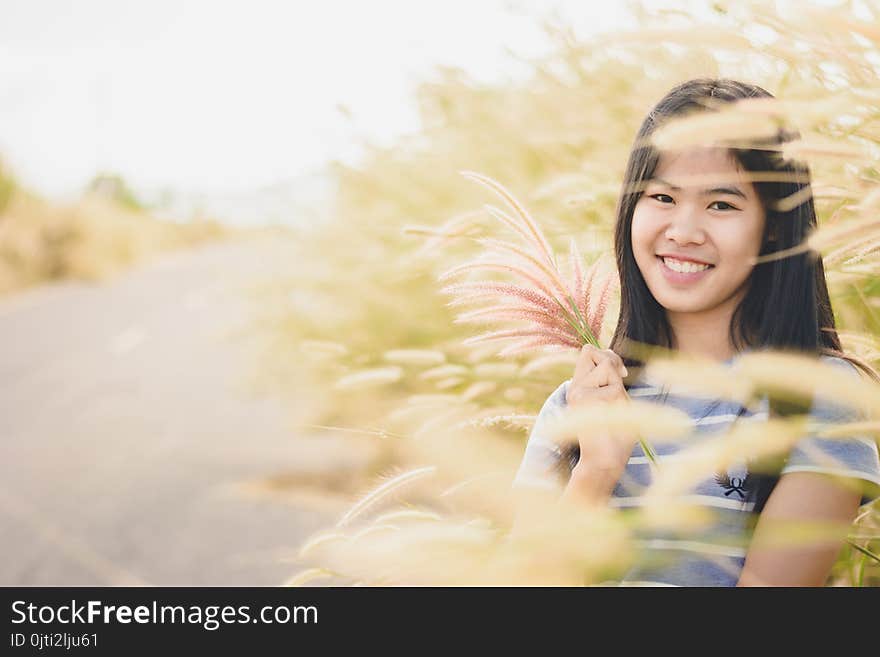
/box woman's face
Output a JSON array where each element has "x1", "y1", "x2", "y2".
[{"x1": 630, "y1": 147, "x2": 766, "y2": 318}]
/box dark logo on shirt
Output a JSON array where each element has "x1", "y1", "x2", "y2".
[{"x1": 714, "y1": 471, "x2": 752, "y2": 499}]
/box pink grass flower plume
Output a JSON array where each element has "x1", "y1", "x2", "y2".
[
  {"x1": 439, "y1": 171, "x2": 618, "y2": 356},
  {"x1": 438, "y1": 171, "x2": 658, "y2": 467}
]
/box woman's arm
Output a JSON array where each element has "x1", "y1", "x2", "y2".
[
  {"x1": 559, "y1": 456, "x2": 626, "y2": 508},
  {"x1": 509, "y1": 346, "x2": 633, "y2": 536},
  {"x1": 736, "y1": 471, "x2": 862, "y2": 587},
  {"x1": 509, "y1": 453, "x2": 625, "y2": 540}
]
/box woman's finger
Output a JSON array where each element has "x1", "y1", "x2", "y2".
[
  {"x1": 596, "y1": 380, "x2": 626, "y2": 401},
  {"x1": 572, "y1": 345, "x2": 599, "y2": 381},
  {"x1": 575, "y1": 377, "x2": 628, "y2": 407},
  {"x1": 583, "y1": 358, "x2": 620, "y2": 387},
  {"x1": 574, "y1": 345, "x2": 627, "y2": 380},
  {"x1": 588, "y1": 346, "x2": 627, "y2": 378},
  {"x1": 602, "y1": 349, "x2": 628, "y2": 377}
]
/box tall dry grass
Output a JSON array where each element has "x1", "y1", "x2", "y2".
[{"x1": 244, "y1": 0, "x2": 880, "y2": 585}]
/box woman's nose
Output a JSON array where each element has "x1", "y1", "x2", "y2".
[{"x1": 664, "y1": 206, "x2": 706, "y2": 245}]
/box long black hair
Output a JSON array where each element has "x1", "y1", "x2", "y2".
[{"x1": 596, "y1": 78, "x2": 879, "y2": 515}]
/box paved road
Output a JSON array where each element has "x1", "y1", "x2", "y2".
[{"x1": 0, "y1": 237, "x2": 369, "y2": 585}]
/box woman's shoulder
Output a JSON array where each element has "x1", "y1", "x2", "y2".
[
  {"x1": 738, "y1": 349, "x2": 860, "y2": 371},
  {"x1": 816, "y1": 353, "x2": 872, "y2": 386},
  {"x1": 818, "y1": 353, "x2": 858, "y2": 371},
  {"x1": 785, "y1": 353, "x2": 880, "y2": 507}
]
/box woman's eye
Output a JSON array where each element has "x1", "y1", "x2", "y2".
[
  {"x1": 651, "y1": 194, "x2": 673, "y2": 204},
  {"x1": 709, "y1": 200, "x2": 738, "y2": 211}
]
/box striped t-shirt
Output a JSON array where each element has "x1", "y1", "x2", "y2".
[{"x1": 512, "y1": 354, "x2": 880, "y2": 587}]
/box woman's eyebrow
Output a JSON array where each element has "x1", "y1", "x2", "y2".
[
  {"x1": 704, "y1": 185, "x2": 747, "y2": 199},
  {"x1": 652, "y1": 177, "x2": 747, "y2": 199}
]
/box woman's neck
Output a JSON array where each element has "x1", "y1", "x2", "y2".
[{"x1": 666, "y1": 304, "x2": 739, "y2": 363}]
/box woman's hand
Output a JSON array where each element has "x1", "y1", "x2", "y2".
[{"x1": 561, "y1": 345, "x2": 637, "y2": 505}]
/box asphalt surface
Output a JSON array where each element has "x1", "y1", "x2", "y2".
[{"x1": 0, "y1": 237, "x2": 368, "y2": 585}]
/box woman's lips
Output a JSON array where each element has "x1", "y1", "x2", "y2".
[{"x1": 657, "y1": 256, "x2": 714, "y2": 285}]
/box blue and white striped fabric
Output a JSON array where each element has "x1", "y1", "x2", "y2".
[{"x1": 512, "y1": 354, "x2": 880, "y2": 587}]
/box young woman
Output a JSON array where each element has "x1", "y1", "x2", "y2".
[{"x1": 512, "y1": 78, "x2": 880, "y2": 586}]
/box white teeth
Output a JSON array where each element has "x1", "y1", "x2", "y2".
[{"x1": 663, "y1": 257, "x2": 711, "y2": 273}]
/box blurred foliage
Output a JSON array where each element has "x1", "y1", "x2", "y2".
[
  {"x1": 0, "y1": 169, "x2": 227, "y2": 295},
  {"x1": 85, "y1": 172, "x2": 144, "y2": 211},
  {"x1": 0, "y1": 160, "x2": 15, "y2": 215},
  {"x1": 247, "y1": 0, "x2": 880, "y2": 585}
]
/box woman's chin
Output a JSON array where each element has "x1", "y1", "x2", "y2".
[{"x1": 654, "y1": 294, "x2": 714, "y2": 314}]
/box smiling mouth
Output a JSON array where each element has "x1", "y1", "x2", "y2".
[
  {"x1": 656, "y1": 255, "x2": 715, "y2": 272},
  {"x1": 656, "y1": 255, "x2": 715, "y2": 282}
]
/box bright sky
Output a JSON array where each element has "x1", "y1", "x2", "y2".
[{"x1": 0, "y1": 0, "x2": 632, "y2": 202}]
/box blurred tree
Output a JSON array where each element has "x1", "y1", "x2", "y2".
[
  {"x1": 0, "y1": 159, "x2": 16, "y2": 215},
  {"x1": 85, "y1": 173, "x2": 143, "y2": 211}
]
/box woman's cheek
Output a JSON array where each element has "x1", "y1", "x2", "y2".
[
  {"x1": 723, "y1": 223, "x2": 763, "y2": 271},
  {"x1": 629, "y1": 208, "x2": 654, "y2": 256}
]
